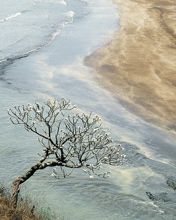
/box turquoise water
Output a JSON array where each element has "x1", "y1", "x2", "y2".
[{"x1": 0, "y1": 0, "x2": 176, "y2": 219}]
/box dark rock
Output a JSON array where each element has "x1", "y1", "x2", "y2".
[{"x1": 167, "y1": 176, "x2": 176, "y2": 190}]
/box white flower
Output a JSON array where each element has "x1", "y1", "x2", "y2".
[{"x1": 89, "y1": 175, "x2": 94, "y2": 179}]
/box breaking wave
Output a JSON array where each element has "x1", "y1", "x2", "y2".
[
  {"x1": 0, "y1": 0, "x2": 86, "y2": 77},
  {"x1": 0, "y1": 12, "x2": 22, "y2": 23}
]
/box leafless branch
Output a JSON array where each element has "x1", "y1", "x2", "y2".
[{"x1": 8, "y1": 98, "x2": 124, "y2": 208}]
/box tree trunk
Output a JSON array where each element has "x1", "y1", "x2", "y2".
[
  {"x1": 11, "y1": 179, "x2": 21, "y2": 209},
  {"x1": 11, "y1": 160, "x2": 61, "y2": 208},
  {"x1": 11, "y1": 163, "x2": 41, "y2": 209}
]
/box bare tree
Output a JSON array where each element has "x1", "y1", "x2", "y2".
[{"x1": 8, "y1": 99, "x2": 123, "y2": 208}]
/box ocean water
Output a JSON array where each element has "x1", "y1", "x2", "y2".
[{"x1": 0, "y1": 0, "x2": 176, "y2": 219}]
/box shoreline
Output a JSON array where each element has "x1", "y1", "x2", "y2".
[{"x1": 85, "y1": 0, "x2": 176, "y2": 133}]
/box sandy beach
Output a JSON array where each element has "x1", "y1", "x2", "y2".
[{"x1": 85, "y1": 0, "x2": 176, "y2": 132}]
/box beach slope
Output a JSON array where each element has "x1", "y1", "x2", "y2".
[{"x1": 85, "y1": 0, "x2": 176, "y2": 132}]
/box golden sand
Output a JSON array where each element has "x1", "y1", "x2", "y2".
[{"x1": 85, "y1": 0, "x2": 176, "y2": 132}]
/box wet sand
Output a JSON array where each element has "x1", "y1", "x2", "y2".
[{"x1": 85, "y1": 0, "x2": 176, "y2": 132}]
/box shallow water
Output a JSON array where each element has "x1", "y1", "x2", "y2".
[{"x1": 0, "y1": 0, "x2": 176, "y2": 219}]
